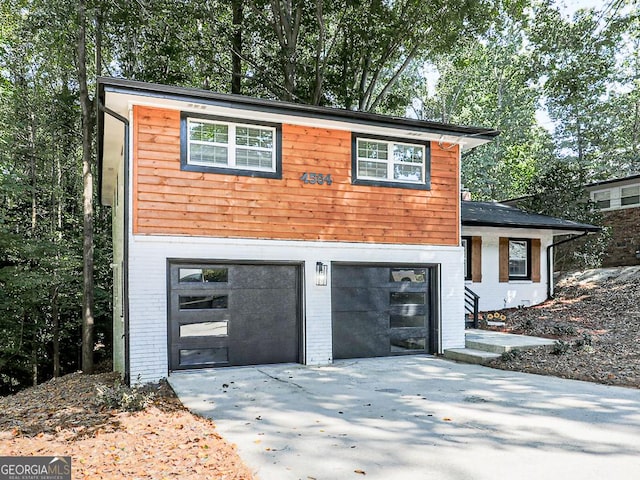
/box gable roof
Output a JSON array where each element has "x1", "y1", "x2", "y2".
[{"x1": 461, "y1": 201, "x2": 600, "y2": 232}]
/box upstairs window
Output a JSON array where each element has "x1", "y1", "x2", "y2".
[
  {"x1": 181, "y1": 113, "x2": 281, "y2": 179},
  {"x1": 352, "y1": 134, "x2": 430, "y2": 190},
  {"x1": 593, "y1": 190, "x2": 611, "y2": 209},
  {"x1": 621, "y1": 186, "x2": 640, "y2": 207}
]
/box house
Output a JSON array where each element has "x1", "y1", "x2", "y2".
[
  {"x1": 460, "y1": 201, "x2": 600, "y2": 314},
  {"x1": 97, "y1": 77, "x2": 500, "y2": 382},
  {"x1": 586, "y1": 174, "x2": 640, "y2": 267}
]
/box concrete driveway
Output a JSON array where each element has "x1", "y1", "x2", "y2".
[{"x1": 169, "y1": 356, "x2": 640, "y2": 480}]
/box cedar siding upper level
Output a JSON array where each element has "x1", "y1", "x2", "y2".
[{"x1": 133, "y1": 105, "x2": 461, "y2": 246}]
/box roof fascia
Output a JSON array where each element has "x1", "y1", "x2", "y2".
[{"x1": 97, "y1": 77, "x2": 499, "y2": 146}]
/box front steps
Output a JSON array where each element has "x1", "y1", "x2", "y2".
[{"x1": 444, "y1": 329, "x2": 556, "y2": 365}]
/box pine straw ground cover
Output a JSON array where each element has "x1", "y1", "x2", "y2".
[
  {"x1": 481, "y1": 266, "x2": 640, "y2": 389},
  {"x1": 0, "y1": 372, "x2": 255, "y2": 479}
]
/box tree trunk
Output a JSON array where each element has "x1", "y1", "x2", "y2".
[
  {"x1": 231, "y1": 0, "x2": 243, "y2": 94},
  {"x1": 52, "y1": 285, "x2": 60, "y2": 378},
  {"x1": 78, "y1": 0, "x2": 95, "y2": 374}
]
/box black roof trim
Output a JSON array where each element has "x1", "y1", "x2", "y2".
[
  {"x1": 97, "y1": 77, "x2": 500, "y2": 140},
  {"x1": 585, "y1": 173, "x2": 640, "y2": 189},
  {"x1": 461, "y1": 201, "x2": 601, "y2": 232}
]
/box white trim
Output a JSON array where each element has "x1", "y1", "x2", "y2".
[
  {"x1": 355, "y1": 137, "x2": 426, "y2": 185},
  {"x1": 105, "y1": 93, "x2": 493, "y2": 149},
  {"x1": 186, "y1": 117, "x2": 277, "y2": 173}
]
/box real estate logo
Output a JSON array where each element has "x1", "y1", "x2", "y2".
[{"x1": 0, "y1": 456, "x2": 71, "y2": 480}]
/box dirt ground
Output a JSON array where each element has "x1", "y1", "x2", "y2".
[
  {"x1": 481, "y1": 266, "x2": 640, "y2": 389},
  {"x1": 1, "y1": 266, "x2": 638, "y2": 478},
  {"x1": 0, "y1": 372, "x2": 255, "y2": 479}
]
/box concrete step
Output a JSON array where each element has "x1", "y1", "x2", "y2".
[
  {"x1": 443, "y1": 348, "x2": 501, "y2": 365},
  {"x1": 465, "y1": 329, "x2": 555, "y2": 354}
]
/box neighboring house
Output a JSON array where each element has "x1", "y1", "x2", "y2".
[
  {"x1": 586, "y1": 174, "x2": 640, "y2": 267},
  {"x1": 460, "y1": 201, "x2": 599, "y2": 313},
  {"x1": 97, "y1": 77, "x2": 500, "y2": 383}
]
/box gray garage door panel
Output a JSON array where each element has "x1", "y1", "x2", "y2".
[
  {"x1": 169, "y1": 263, "x2": 300, "y2": 370},
  {"x1": 332, "y1": 265, "x2": 432, "y2": 359}
]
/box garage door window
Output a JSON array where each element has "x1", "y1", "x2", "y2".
[
  {"x1": 179, "y1": 268, "x2": 228, "y2": 283},
  {"x1": 390, "y1": 292, "x2": 425, "y2": 305},
  {"x1": 180, "y1": 321, "x2": 228, "y2": 337},
  {"x1": 179, "y1": 295, "x2": 228, "y2": 310},
  {"x1": 391, "y1": 338, "x2": 426, "y2": 352},
  {"x1": 180, "y1": 347, "x2": 228, "y2": 366},
  {"x1": 390, "y1": 268, "x2": 426, "y2": 282},
  {"x1": 390, "y1": 315, "x2": 426, "y2": 328}
]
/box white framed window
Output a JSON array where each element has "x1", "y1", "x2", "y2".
[
  {"x1": 508, "y1": 239, "x2": 530, "y2": 279},
  {"x1": 181, "y1": 113, "x2": 281, "y2": 179},
  {"x1": 621, "y1": 186, "x2": 640, "y2": 207},
  {"x1": 593, "y1": 190, "x2": 611, "y2": 209},
  {"x1": 352, "y1": 135, "x2": 430, "y2": 189}
]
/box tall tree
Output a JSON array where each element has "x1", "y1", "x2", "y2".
[{"x1": 77, "y1": 0, "x2": 94, "y2": 374}]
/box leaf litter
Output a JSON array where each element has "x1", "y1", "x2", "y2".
[{"x1": 0, "y1": 372, "x2": 255, "y2": 479}]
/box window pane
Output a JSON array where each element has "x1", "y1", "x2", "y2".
[
  {"x1": 179, "y1": 268, "x2": 228, "y2": 283},
  {"x1": 358, "y1": 140, "x2": 388, "y2": 160},
  {"x1": 394, "y1": 164, "x2": 422, "y2": 182},
  {"x1": 190, "y1": 144, "x2": 228, "y2": 165},
  {"x1": 393, "y1": 144, "x2": 423, "y2": 164},
  {"x1": 180, "y1": 347, "x2": 228, "y2": 366},
  {"x1": 509, "y1": 240, "x2": 528, "y2": 277},
  {"x1": 391, "y1": 337, "x2": 426, "y2": 352},
  {"x1": 621, "y1": 186, "x2": 640, "y2": 206},
  {"x1": 390, "y1": 292, "x2": 425, "y2": 305},
  {"x1": 180, "y1": 321, "x2": 228, "y2": 337},
  {"x1": 236, "y1": 148, "x2": 273, "y2": 169},
  {"x1": 358, "y1": 160, "x2": 387, "y2": 178},
  {"x1": 390, "y1": 315, "x2": 425, "y2": 328},
  {"x1": 189, "y1": 122, "x2": 228, "y2": 143},
  {"x1": 593, "y1": 191, "x2": 610, "y2": 209},
  {"x1": 390, "y1": 269, "x2": 426, "y2": 282},
  {"x1": 236, "y1": 127, "x2": 273, "y2": 149},
  {"x1": 179, "y1": 295, "x2": 228, "y2": 310}
]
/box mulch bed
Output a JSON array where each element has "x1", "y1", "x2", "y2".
[
  {"x1": 481, "y1": 268, "x2": 640, "y2": 389},
  {"x1": 0, "y1": 372, "x2": 255, "y2": 479}
]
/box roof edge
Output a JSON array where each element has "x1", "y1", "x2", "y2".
[{"x1": 97, "y1": 76, "x2": 500, "y2": 141}]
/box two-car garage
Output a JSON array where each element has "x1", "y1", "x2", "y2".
[{"x1": 168, "y1": 262, "x2": 438, "y2": 371}]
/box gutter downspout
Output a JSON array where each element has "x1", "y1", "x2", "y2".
[
  {"x1": 546, "y1": 232, "x2": 590, "y2": 299},
  {"x1": 98, "y1": 102, "x2": 131, "y2": 385}
]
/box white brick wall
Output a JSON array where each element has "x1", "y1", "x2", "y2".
[
  {"x1": 462, "y1": 226, "x2": 554, "y2": 312},
  {"x1": 126, "y1": 234, "x2": 465, "y2": 383}
]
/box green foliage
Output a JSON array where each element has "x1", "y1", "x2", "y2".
[
  {"x1": 551, "y1": 340, "x2": 571, "y2": 355},
  {"x1": 517, "y1": 160, "x2": 609, "y2": 269},
  {"x1": 95, "y1": 379, "x2": 155, "y2": 412}
]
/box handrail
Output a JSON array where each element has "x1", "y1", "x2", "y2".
[{"x1": 464, "y1": 286, "x2": 480, "y2": 329}]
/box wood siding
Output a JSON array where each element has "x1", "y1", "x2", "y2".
[{"x1": 132, "y1": 105, "x2": 460, "y2": 245}]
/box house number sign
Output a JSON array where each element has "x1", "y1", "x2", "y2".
[{"x1": 300, "y1": 172, "x2": 333, "y2": 185}]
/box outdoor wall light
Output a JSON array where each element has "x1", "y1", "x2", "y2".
[{"x1": 315, "y1": 262, "x2": 328, "y2": 286}]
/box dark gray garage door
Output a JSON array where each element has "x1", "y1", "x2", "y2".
[
  {"x1": 332, "y1": 265, "x2": 434, "y2": 359},
  {"x1": 169, "y1": 263, "x2": 300, "y2": 370}
]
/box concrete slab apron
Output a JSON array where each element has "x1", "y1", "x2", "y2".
[{"x1": 169, "y1": 356, "x2": 640, "y2": 480}]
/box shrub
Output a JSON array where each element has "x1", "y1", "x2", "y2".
[
  {"x1": 95, "y1": 380, "x2": 155, "y2": 412},
  {"x1": 501, "y1": 349, "x2": 521, "y2": 361},
  {"x1": 552, "y1": 340, "x2": 571, "y2": 355}
]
